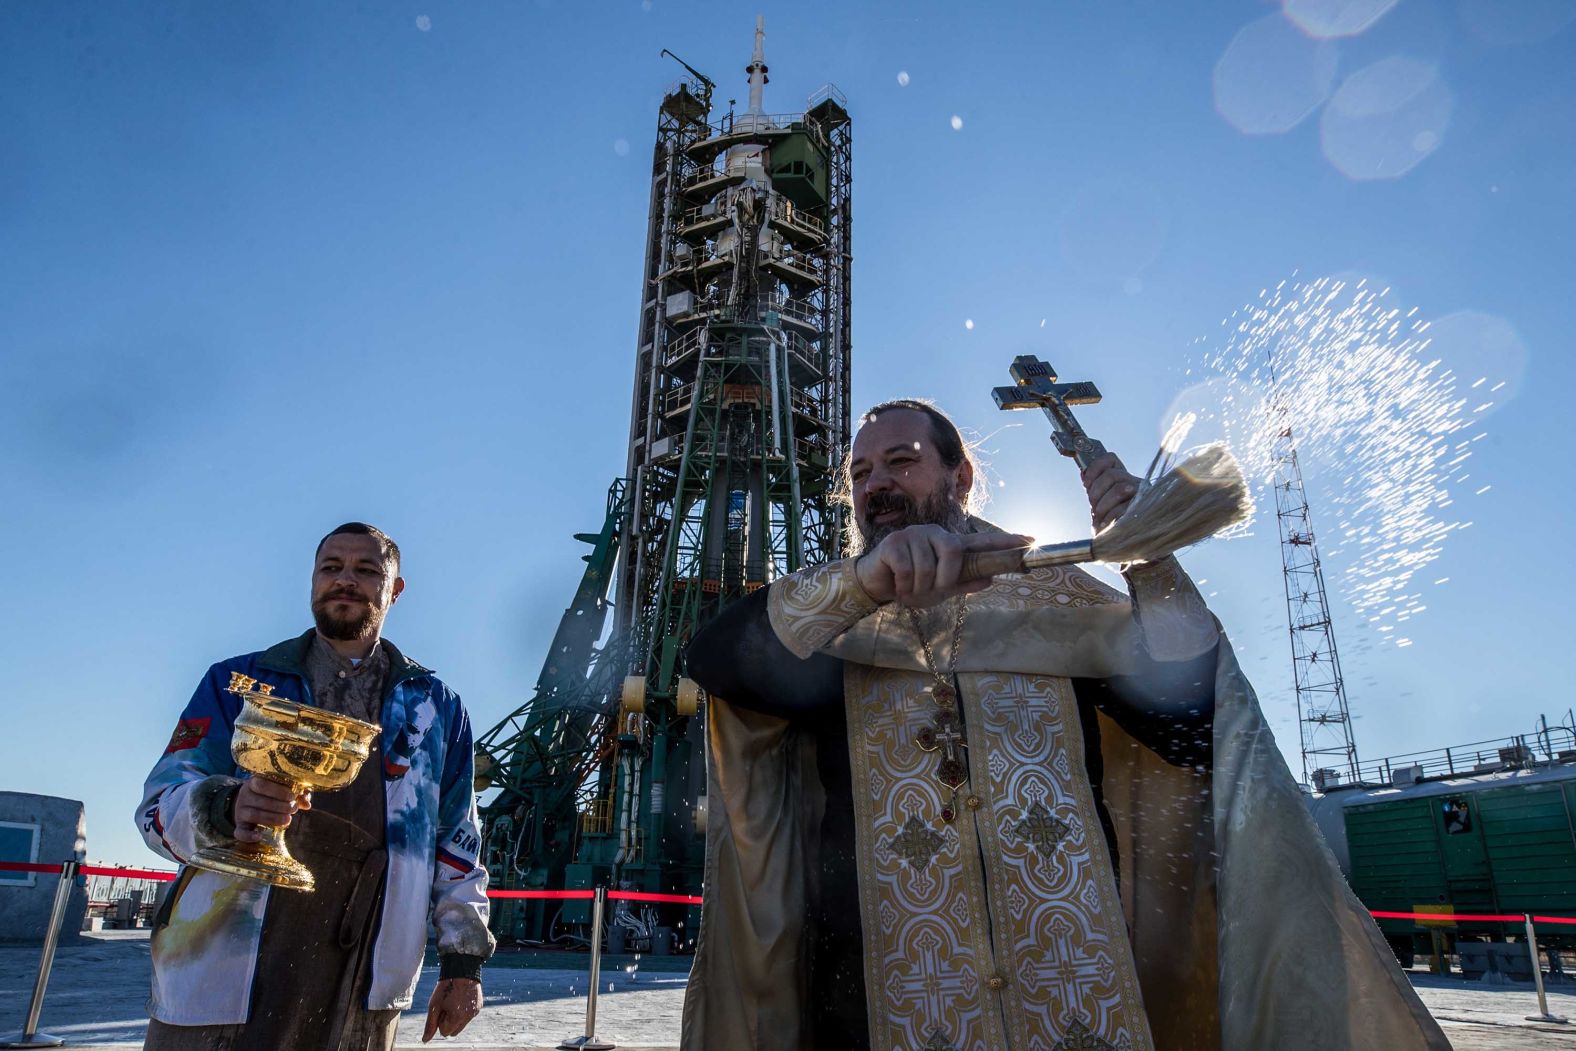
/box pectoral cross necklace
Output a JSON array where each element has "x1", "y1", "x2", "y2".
[{"x1": 907, "y1": 598, "x2": 970, "y2": 822}]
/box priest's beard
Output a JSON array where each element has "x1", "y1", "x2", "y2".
[
  {"x1": 312, "y1": 592, "x2": 384, "y2": 642},
  {"x1": 848, "y1": 480, "x2": 968, "y2": 556}
]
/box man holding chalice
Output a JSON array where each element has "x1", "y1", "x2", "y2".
[{"x1": 136, "y1": 523, "x2": 494, "y2": 1050}]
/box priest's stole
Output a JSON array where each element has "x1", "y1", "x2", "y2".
[{"x1": 845, "y1": 659, "x2": 1152, "y2": 1051}]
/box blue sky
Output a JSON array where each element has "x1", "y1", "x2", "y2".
[{"x1": 3, "y1": 1, "x2": 1572, "y2": 865}]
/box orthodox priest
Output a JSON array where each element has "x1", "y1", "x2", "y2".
[{"x1": 680, "y1": 400, "x2": 1448, "y2": 1051}]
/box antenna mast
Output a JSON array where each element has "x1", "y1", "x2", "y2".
[{"x1": 1271, "y1": 406, "x2": 1360, "y2": 789}]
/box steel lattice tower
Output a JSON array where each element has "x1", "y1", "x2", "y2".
[
  {"x1": 475, "y1": 21, "x2": 852, "y2": 947},
  {"x1": 1271, "y1": 413, "x2": 1359, "y2": 788}
]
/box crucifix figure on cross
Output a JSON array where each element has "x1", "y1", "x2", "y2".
[{"x1": 992, "y1": 355, "x2": 1108, "y2": 470}]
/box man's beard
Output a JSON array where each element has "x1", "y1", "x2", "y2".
[
  {"x1": 848, "y1": 482, "x2": 969, "y2": 556},
  {"x1": 312, "y1": 592, "x2": 382, "y2": 641}
]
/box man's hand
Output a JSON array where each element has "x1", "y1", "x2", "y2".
[
  {"x1": 423, "y1": 978, "x2": 482, "y2": 1042},
  {"x1": 1082, "y1": 453, "x2": 1142, "y2": 531},
  {"x1": 855, "y1": 525, "x2": 1032, "y2": 608},
  {"x1": 232, "y1": 778, "x2": 311, "y2": 844}
]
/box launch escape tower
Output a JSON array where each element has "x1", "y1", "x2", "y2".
[
  {"x1": 1272, "y1": 413, "x2": 1360, "y2": 789},
  {"x1": 474, "y1": 20, "x2": 852, "y2": 947}
]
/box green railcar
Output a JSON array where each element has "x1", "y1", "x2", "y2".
[{"x1": 1313, "y1": 761, "x2": 1576, "y2": 956}]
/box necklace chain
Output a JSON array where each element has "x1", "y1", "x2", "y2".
[
  {"x1": 908, "y1": 598, "x2": 968, "y2": 693},
  {"x1": 907, "y1": 599, "x2": 971, "y2": 811}
]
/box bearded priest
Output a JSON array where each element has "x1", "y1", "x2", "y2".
[{"x1": 678, "y1": 399, "x2": 1448, "y2": 1051}]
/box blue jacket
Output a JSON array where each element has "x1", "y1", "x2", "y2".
[{"x1": 136, "y1": 631, "x2": 494, "y2": 1025}]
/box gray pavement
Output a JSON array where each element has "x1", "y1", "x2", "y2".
[
  {"x1": 1411, "y1": 971, "x2": 1576, "y2": 1050},
  {"x1": 2, "y1": 933, "x2": 1573, "y2": 1049}
]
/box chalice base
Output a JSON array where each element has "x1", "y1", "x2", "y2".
[{"x1": 188, "y1": 840, "x2": 316, "y2": 892}]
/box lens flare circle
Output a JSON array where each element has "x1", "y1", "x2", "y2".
[
  {"x1": 1283, "y1": 0, "x2": 1400, "y2": 39},
  {"x1": 1320, "y1": 56, "x2": 1453, "y2": 180},
  {"x1": 1419, "y1": 310, "x2": 1528, "y2": 417},
  {"x1": 1458, "y1": 0, "x2": 1576, "y2": 46},
  {"x1": 1214, "y1": 13, "x2": 1339, "y2": 135},
  {"x1": 1160, "y1": 377, "x2": 1237, "y2": 451}
]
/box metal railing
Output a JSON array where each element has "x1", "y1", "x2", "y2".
[
  {"x1": 663, "y1": 328, "x2": 821, "y2": 370},
  {"x1": 85, "y1": 869, "x2": 169, "y2": 908},
  {"x1": 663, "y1": 76, "x2": 708, "y2": 101},
  {"x1": 771, "y1": 198, "x2": 826, "y2": 237},
  {"x1": 709, "y1": 111, "x2": 809, "y2": 137},
  {"x1": 791, "y1": 434, "x2": 832, "y2": 466},
  {"x1": 783, "y1": 331, "x2": 824, "y2": 373},
  {"x1": 808, "y1": 83, "x2": 849, "y2": 109},
  {"x1": 768, "y1": 249, "x2": 824, "y2": 279},
  {"x1": 721, "y1": 293, "x2": 820, "y2": 327},
  {"x1": 669, "y1": 292, "x2": 822, "y2": 328},
  {"x1": 684, "y1": 164, "x2": 742, "y2": 192},
  {"x1": 790, "y1": 388, "x2": 829, "y2": 424},
  {"x1": 661, "y1": 247, "x2": 731, "y2": 277},
  {"x1": 665, "y1": 245, "x2": 822, "y2": 287},
  {"x1": 1357, "y1": 725, "x2": 1576, "y2": 786},
  {"x1": 663, "y1": 384, "x2": 696, "y2": 417},
  {"x1": 579, "y1": 798, "x2": 614, "y2": 837},
  {"x1": 675, "y1": 202, "x2": 730, "y2": 231},
  {"x1": 675, "y1": 196, "x2": 826, "y2": 241},
  {"x1": 85, "y1": 868, "x2": 168, "y2": 930},
  {"x1": 662, "y1": 328, "x2": 707, "y2": 366}
]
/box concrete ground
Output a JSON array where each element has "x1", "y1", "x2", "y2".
[
  {"x1": 1, "y1": 933, "x2": 1571, "y2": 1049},
  {"x1": 1411, "y1": 972, "x2": 1575, "y2": 1050}
]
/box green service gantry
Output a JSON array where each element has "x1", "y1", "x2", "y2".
[{"x1": 475, "y1": 24, "x2": 852, "y2": 949}]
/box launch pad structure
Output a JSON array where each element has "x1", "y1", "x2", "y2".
[{"x1": 473, "y1": 21, "x2": 852, "y2": 949}]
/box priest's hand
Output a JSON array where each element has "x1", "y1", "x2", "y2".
[
  {"x1": 1082, "y1": 453, "x2": 1141, "y2": 531},
  {"x1": 232, "y1": 777, "x2": 311, "y2": 843},
  {"x1": 856, "y1": 525, "x2": 1032, "y2": 608},
  {"x1": 422, "y1": 978, "x2": 482, "y2": 1042}
]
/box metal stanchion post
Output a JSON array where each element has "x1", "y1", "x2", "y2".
[
  {"x1": 1524, "y1": 914, "x2": 1569, "y2": 1025},
  {"x1": 558, "y1": 887, "x2": 615, "y2": 1051},
  {"x1": 1, "y1": 860, "x2": 78, "y2": 1049}
]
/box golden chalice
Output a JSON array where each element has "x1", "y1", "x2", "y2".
[{"x1": 187, "y1": 675, "x2": 380, "y2": 892}]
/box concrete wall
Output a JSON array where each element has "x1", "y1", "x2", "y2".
[{"x1": 0, "y1": 791, "x2": 87, "y2": 943}]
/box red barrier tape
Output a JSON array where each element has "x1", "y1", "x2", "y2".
[
  {"x1": 11, "y1": 861, "x2": 1572, "y2": 923},
  {"x1": 0, "y1": 860, "x2": 179, "y2": 880},
  {"x1": 1371, "y1": 910, "x2": 1576, "y2": 926},
  {"x1": 609, "y1": 890, "x2": 705, "y2": 905},
  {"x1": 0, "y1": 861, "x2": 61, "y2": 874},
  {"x1": 486, "y1": 889, "x2": 702, "y2": 904},
  {"x1": 2, "y1": 861, "x2": 697, "y2": 903},
  {"x1": 81, "y1": 865, "x2": 177, "y2": 881}
]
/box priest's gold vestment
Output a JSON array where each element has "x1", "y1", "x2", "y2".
[{"x1": 681, "y1": 553, "x2": 1450, "y2": 1051}]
